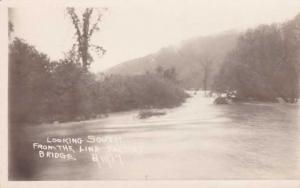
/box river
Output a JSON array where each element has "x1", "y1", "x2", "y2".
[{"x1": 17, "y1": 91, "x2": 300, "y2": 180}]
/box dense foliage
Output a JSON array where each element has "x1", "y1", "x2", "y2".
[
  {"x1": 99, "y1": 73, "x2": 187, "y2": 112},
  {"x1": 213, "y1": 14, "x2": 300, "y2": 102},
  {"x1": 9, "y1": 38, "x2": 188, "y2": 125}
]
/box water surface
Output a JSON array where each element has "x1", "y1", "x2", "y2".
[{"x1": 18, "y1": 91, "x2": 300, "y2": 180}]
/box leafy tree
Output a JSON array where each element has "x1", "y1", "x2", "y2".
[
  {"x1": 155, "y1": 66, "x2": 178, "y2": 84},
  {"x1": 66, "y1": 7, "x2": 106, "y2": 70},
  {"x1": 155, "y1": 65, "x2": 164, "y2": 75},
  {"x1": 9, "y1": 38, "x2": 53, "y2": 124},
  {"x1": 213, "y1": 17, "x2": 299, "y2": 102},
  {"x1": 163, "y1": 67, "x2": 178, "y2": 83}
]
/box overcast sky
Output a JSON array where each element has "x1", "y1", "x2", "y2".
[{"x1": 10, "y1": 0, "x2": 300, "y2": 73}]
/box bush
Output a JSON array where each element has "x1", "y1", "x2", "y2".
[{"x1": 97, "y1": 74, "x2": 189, "y2": 112}]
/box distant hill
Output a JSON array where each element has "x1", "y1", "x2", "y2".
[{"x1": 104, "y1": 31, "x2": 239, "y2": 89}]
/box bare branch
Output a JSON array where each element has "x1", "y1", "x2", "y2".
[
  {"x1": 89, "y1": 10, "x2": 104, "y2": 37},
  {"x1": 90, "y1": 44, "x2": 106, "y2": 56},
  {"x1": 67, "y1": 8, "x2": 82, "y2": 43}
]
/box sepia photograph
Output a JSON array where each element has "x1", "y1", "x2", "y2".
[{"x1": 5, "y1": 0, "x2": 300, "y2": 182}]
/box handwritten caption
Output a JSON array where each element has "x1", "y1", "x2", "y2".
[{"x1": 32, "y1": 135, "x2": 143, "y2": 168}]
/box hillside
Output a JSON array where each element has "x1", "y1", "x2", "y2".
[{"x1": 104, "y1": 31, "x2": 239, "y2": 89}]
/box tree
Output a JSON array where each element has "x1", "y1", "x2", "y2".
[
  {"x1": 213, "y1": 19, "x2": 299, "y2": 102},
  {"x1": 155, "y1": 66, "x2": 178, "y2": 84},
  {"x1": 9, "y1": 38, "x2": 54, "y2": 124},
  {"x1": 163, "y1": 67, "x2": 178, "y2": 83},
  {"x1": 199, "y1": 55, "x2": 212, "y2": 96},
  {"x1": 155, "y1": 65, "x2": 164, "y2": 75},
  {"x1": 66, "y1": 8, "x2": 106, "y2": 70}
]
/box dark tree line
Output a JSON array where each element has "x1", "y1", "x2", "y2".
[
  {"x1": 9, "y1": 38, "x2": 188, "y2": 125},
  {"x1": 213, "y1": 14, "x2": 300, "y2": 103}
]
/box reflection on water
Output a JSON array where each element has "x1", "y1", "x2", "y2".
[{"x1": 17, "y1": 91, "x2": 300, "y2": 180}]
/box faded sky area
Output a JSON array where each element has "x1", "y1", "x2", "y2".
[{"x1": 9, "y1": 0, "x2": 300, "y2": 73}]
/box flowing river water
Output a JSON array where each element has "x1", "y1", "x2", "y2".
[{"x1": 16, "y1": 91, "x2": 300, "y2": 180}]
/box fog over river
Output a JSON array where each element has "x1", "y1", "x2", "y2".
[{"x1": 21, "y1": 91, "x2": 300, "y2": 180}]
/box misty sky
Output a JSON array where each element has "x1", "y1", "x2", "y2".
[{"x1": 10, "y1": 0, "x2": 300, "y2": 73}]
